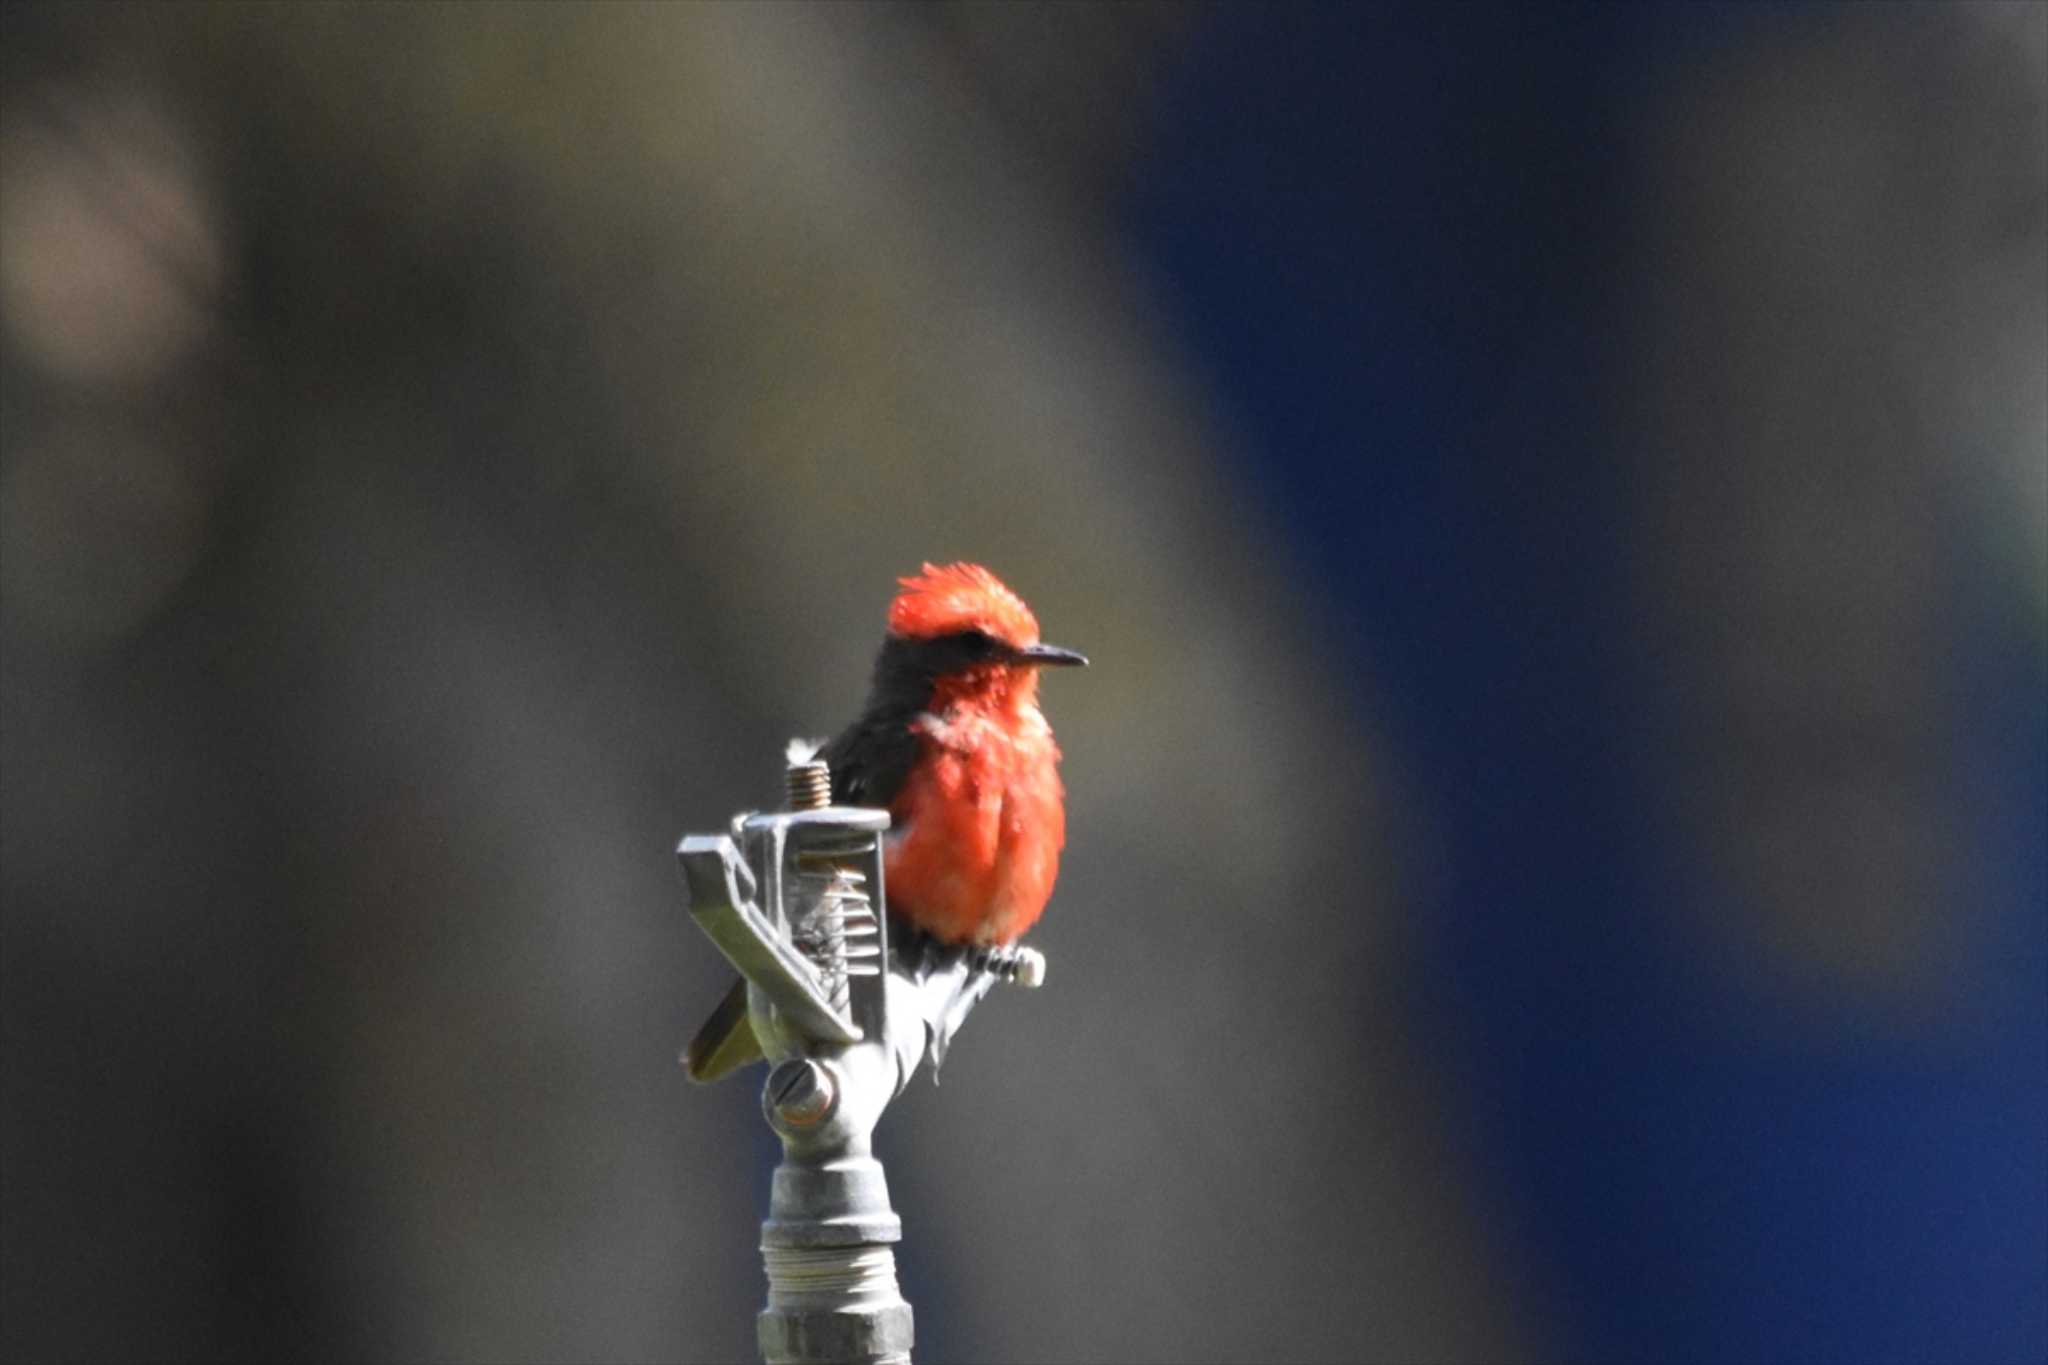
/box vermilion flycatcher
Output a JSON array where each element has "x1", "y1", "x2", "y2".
[{"x1": 687, "y1": 562, "x2": 1086, "y2": 1082}]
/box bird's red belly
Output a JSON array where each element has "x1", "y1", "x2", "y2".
[{"x1": 884, "y1": 719, "x2": 1065, "y2": 945}]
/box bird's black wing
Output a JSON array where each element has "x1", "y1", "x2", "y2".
[
  {"x1": 819, "y1": 633, "x2": 950, "y2": 809},
  {"x1": 818, "y1": 710, "x2": 919, "y2": 809}
]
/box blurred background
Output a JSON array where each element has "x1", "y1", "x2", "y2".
[{"x1": 2, "y1": 4, "x2": 2042, "y2": 1362}]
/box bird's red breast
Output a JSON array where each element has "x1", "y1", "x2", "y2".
[
  {"x1": 879, "y1": 563, "x2": 1068, "y2": 946},
  {"x1": 887, "y1": 695, "x2": 1065, "y2": 945}
]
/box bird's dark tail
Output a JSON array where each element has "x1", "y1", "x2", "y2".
[{"x1": 684, "y1": 976, "x2": 763, "y2": 1083}]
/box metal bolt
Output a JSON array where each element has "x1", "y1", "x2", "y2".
[{"x1": 766, "y1": 1058, "x2": 837, "y2": 1128}]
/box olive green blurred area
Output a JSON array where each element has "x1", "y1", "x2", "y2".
[{"x1": 0, "y1": 6, "x2": 1502, "y2": 1363}]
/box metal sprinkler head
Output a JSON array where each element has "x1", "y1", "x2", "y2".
[{"x1": 676, "y1": 751, "x2": 1053, "y2": 1363}]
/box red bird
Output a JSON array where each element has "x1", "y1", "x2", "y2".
[{"x1": 687, "y1": 562, "x2": 1085, "y2": 1081}]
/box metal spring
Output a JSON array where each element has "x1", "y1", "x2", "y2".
[
  {"x1": 784, "y1": 760, "x2": 877, "y2": 1013},
  {"x1": 793, "y1": 844, "x2": 881, "y2": 1015}
]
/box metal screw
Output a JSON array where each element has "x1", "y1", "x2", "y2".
[
  {"x1": 786, "y1": 760, "x2": 832, "y2": 811},
  {"x1": 765, "y1": 1058, "x2": 837, "y2": 1128}
]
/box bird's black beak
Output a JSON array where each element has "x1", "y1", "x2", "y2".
[{"x1": 1017, "y1": 642, "x2": 1088, "y2": 668}]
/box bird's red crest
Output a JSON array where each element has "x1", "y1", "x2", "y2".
[{"x1": 888, "y1": 562, "x2": 1040, "y2": 648}]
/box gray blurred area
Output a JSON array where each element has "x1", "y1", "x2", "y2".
[{"x1": 1, "y1": 6, "x2": 1510, "y2": 1363}]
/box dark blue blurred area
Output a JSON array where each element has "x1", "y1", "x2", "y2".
[{"x1": 1126, "y1": 5, "x2": 2048, "y2": 1362}]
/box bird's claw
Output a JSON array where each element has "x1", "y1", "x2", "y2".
[{"x1": 968, "y1": 943, "x2": 1047, "y2": 989}]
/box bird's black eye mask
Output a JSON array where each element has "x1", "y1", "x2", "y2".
[
  {"x1": 908, "y1": 629, "x2": 1005, "y2": 676},
  {"x1": 874, "y1": 629, "x2": 1083, "y2": 701},
  {"x1": 951, "y1": 629, "x2": 1002, "y2": 661},
  {"x1": 898, "y1": 629, "x2": 1088, "y2": 677}
]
